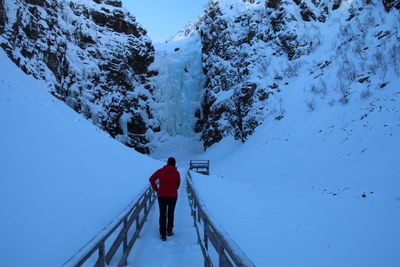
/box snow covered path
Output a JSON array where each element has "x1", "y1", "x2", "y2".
[{"x1": 126, "y1": 173, "x2": 203, "y2": 267}]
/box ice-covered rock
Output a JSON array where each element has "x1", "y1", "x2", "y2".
[
  {"x1": 186, "y1": 0, "x2": 400, "y2": 149},
  {"x1": 383, "y1": 0, "x2": 400, "y2": 11},
  {"x1": 0, "y1": 0, "x2": 157, "y2": 153}
]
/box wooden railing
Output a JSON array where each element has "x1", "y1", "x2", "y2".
[
  {"x1": 189, "y1": 160, "x2": 210, "y2": 175},
  {"x1": 186, "y1": 171, "x2": 256, "y2": 267},
  {"x1": 62, "y1": 185, "x2": 156, "y2": 267}
]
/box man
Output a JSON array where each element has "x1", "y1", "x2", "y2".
[{"x1": 149, "y1": 157, "x2": 181, "y2": 241}]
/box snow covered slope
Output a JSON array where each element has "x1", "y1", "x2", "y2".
[
  {"x1": 189, "y1": 50, "x2": 400, "y2": 266},
  {"x1": 156, "y1": 3, "x2": 400, "y2": 264},
  {"x1": 0, "y1": 49, "x2": 161, "y2": 267},
  {"x1": 0, "y1": 0, "x2": 157, "y2": 153},
  {"x1": 188, "y1": 0, "x2": 400, "y2": 149},
  {"x1": 145, "y1": 3, "x2": 400, "y2": 264}
]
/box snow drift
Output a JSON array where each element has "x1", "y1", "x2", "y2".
[{"x1": 0, "y1": 49, "x2": 161, "y2": 266}]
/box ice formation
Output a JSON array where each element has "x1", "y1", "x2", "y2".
[{"x1": 150, "y1": 32, "x2": 205, "y2": 138}]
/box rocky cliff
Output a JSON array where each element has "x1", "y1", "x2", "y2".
[
  {"x1": 0, "y1": 0, "x2": 157, "y2": 153},
  {"x1": 1, "y1": 0, "x2": 399, "y2": 152},
  {"x1": 0, "y1": 0, "x2": 5, "y2": 35},
  {"x1": 192, "y1": 0, "x2": 400, "y2": 148}
]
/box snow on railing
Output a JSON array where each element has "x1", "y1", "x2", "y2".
[
  {"x1": 62, "y1": 185, "x2": 156, "y2": 267},
  {"x1": 186, "y1": 170, "x2": 256, "y2": 267}
]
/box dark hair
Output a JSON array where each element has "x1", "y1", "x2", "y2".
[{"x1": 167, "y1": 157, "x2": 176, "y2": 166}]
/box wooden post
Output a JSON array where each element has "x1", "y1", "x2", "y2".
[
  {"x1": 203, "y1": 229, "x2": 208, "y2": 250},
  {"x1": 123, "y1": 218, "x2": 128, "y2": 253},
  {"x1": 193, "y1": 208, "x2": 197, "y2": 227},
  {"x1": 95, "y1": 242, "x2": 105, "y2": 267},
  {"x1": 219, "y1": 247, "x2": 233, "y2": 267},
  {"x1": 197, "y1": 208, "x2": 201, "y2": 223}
]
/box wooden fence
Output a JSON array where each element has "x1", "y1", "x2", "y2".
[
  {"x1": 62, "y1": 185, "x2": 156, "y2": 267},
  {"x1": 189, "y1": 160, "x2": 210, "y2": 175},
  {"x1": 186, "y1": 171, "x2": 256, "y2": 267}
]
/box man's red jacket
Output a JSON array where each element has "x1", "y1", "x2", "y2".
[{"x1": 149, "y1": 165, "x2": 181, "y2": 198}]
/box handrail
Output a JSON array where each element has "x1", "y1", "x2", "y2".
[
  {"x1": 186, "y1": 171, "x2": 256, "y2": 267},
  {"x1": 62, "y1": 185, "x2": 156, "y2": 267}
]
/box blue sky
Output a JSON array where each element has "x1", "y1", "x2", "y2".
[{"x1": 121, "y1": 0, "x2": 210, "y2": 43}]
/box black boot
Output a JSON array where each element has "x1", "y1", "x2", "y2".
[{"x1": 161, "y1": 235, "x2": 167, "y2": 241}]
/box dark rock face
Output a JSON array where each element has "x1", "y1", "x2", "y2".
[
  {"x1": 332, "y1": 0, "x2": 342, "y2": 10},
  {"x1": 382, "y1": 0, "x2": 400, "y2": 11},
  {"x1": 0, "y1": 0, "x2": 157, "y2": 153},
  {"x1": 293, "y1": 0, "x2": 316, "y2": 21},
  {"x1": 196, "y1": 2, "x2": 260, "y2": 148},
  {"x1": 0, "y1": 0, "x2": 5, "y2": 34},
  {"x1": 266, "y1": 0, "x2": 281, "y2": 9},
  {"x1": 195, "y1": 0, "x2": 323, "y2": 148},
  {"x1": 192, "y1": 0, "x2": 394, "y2": 149},
  {"x1": 92, "y1": 0, "x2": 122, "y2": 7}
]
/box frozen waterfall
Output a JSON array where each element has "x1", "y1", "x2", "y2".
[{"x1": 151, "y1": 32, "x2": 205, "y2": 138}]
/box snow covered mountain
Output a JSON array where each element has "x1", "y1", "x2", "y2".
[
  {"x1": 182, "y1": 0, "x2": 400, "y2": 148},
  {"x1": 0, "y1": 0, "x2": 157, "y2": 153},
  {"x1": 1, "y1": 0, "x2": 399, "y2": 152}
]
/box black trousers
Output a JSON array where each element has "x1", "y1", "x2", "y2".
[{"x1": 158, "y1": 196, "x2": 177, "y2": 236}]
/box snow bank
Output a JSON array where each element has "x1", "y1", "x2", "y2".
[
  {"x1": 0, "y1": 49, "x2": 161, "y2": 267},
  {"x1": 191, "y1": 74, "x2": 400, "y2": 266}
]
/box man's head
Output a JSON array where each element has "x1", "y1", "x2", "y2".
[{"x1": 167, "y1": 157, "x2": 176, "y2": 166}]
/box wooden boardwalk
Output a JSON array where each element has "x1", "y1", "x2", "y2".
[{"x1": 63, "y1": 162, "x2": 255, "y2": 267}]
